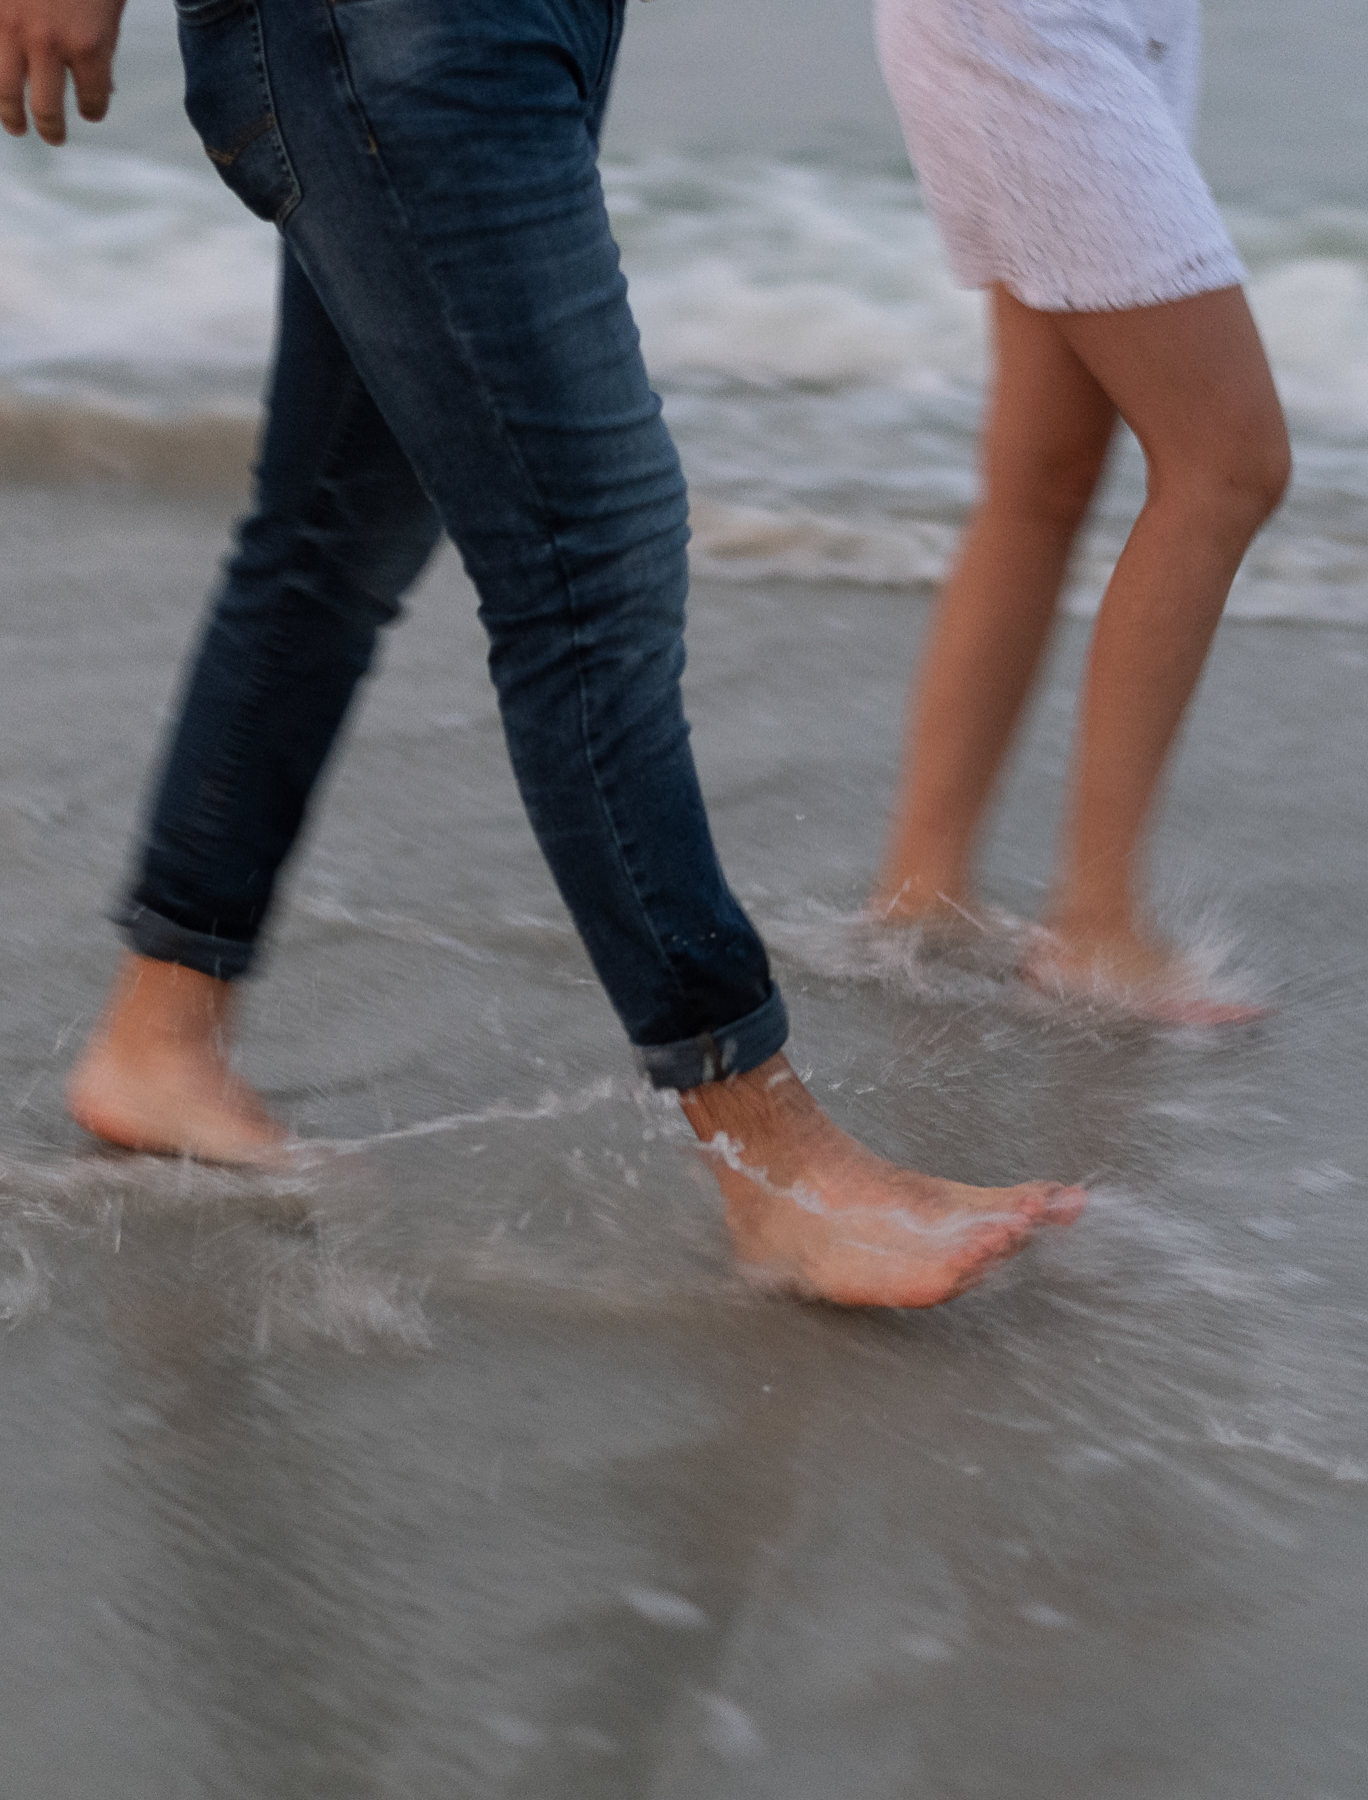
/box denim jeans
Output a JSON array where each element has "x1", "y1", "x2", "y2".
[{"x1": 121, "y1": 0, "x2": 788, "y2": 1090}]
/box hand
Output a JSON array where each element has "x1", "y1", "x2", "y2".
[{"x1": 0, "y1": 0, "x2": 127, "y2": 144}]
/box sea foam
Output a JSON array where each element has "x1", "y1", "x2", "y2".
[{"x1": 2, "y1": 145, "x2": 1366, "y2": 620}]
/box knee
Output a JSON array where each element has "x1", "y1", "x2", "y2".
[
  {"x1": 329, "y1": 498, "x2": 444, "y2": 627},
  {"x1": 245, "y1": 490, "x2": 442, "y2": 633},
  {"x1": 565, "y1": 463, "x2": 691, "y2": 639},
  {"x1": 1240, "y1": 422, "x2": 1293, "y2": 523},
  {"x1": 1153, "y1": 415, "x2": 1291, "y2": 536}
]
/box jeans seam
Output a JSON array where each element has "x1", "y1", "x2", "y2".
[
  {"x1": 316, "y1": 6, "x2": 549, "y2": 530},
  {"x1": 318, "y1": 0, "x2": 381, "y2": 155},
  {"x1": 313, "y1": 3, "x2": 695, "y2": 1028},
  {"x1": 251, "y1": 4, "x2": 303, "y2": 224},
  {"x1": 561, "y1": 551, "x2": 694, "y2": 1024},
  {"x1": 176, "y1": 0, "x2": 301, "y2": 224},
  {"x1": 178, "y1": 358, "x2": 369, "y2": 871}
]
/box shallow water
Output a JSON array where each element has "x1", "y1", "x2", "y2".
[
  {"x1": 1, "y1": 485, "x2": 1366, "y2": 1794},
  {"x1": 2, "y1": 0, "x2": 1367, "y2": 619},
  {"x1": 2, "y1": 2, "x2": 1367, "y2": 1791}
]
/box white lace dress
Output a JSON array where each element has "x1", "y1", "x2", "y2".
[{"x1": 874, "y1": 0, "x2": 1245, "y2": 312}]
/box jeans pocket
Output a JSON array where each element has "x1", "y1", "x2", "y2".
[
  {"x1": 175, "y1": 0, "x2": 301, "y2": 226},
  {"x1": 592, "y1": 0, "x2": 627, "y2": 97}
]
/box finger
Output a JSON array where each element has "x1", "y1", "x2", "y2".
[
  {"x1": 0, "y1": 38, "x2": 29, "y2": 136},
  {"x1": 27, "y1": 47, "x2": 69, "y2": 144},
  {"x1": 70, "y1": 46, "x2": 113, "y2": 122}
]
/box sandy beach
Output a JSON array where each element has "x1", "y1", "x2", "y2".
[
  {"x1": 1, "y1": 478, "x2": 1366, "y2": 1794},
  {"x1": 1, "y1": 0, "x2": 1367, "y2": 1790}
]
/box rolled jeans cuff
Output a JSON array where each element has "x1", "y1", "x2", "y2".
[
  {"x1": 632, "y1": 986, "x2": 790, "y2": 1092},
  {"x1": 114, "y1": 902, "x2": 257, "y2": 983}
]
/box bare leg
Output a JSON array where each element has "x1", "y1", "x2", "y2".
[
  {"x1": 874, "y1": 288, "x2": 1116, "y2": 922},
  {"x1": 681, "y1": 1054, "x2": 1085, "y2": 1307},
  {"x1": 66, "y1": 955, "x2": 287, "y2": 1163},
  {"x1": 1031, "y1": 286, "x2": 1290, "y2": 1013}
]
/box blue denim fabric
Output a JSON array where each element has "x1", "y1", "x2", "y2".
[{"x1": 121, "y1": 0, "x2": 788, "y2": 1090}]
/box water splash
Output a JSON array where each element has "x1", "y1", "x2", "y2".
[{"x1": 0, "y1": 1223, "x2": 50, "y2": 1325}]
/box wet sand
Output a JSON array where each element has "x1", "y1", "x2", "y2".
[{"x1": 1, "y1": 486, "x2": 1366, "y2": 1795}]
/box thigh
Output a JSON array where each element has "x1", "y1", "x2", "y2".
[
  {"x1": 237, "y1": 247, "x2": 442, "y2": 621},
  {"x1": 1054, "y1": 286, "x2": 1286, "y2": 473},
  {"x1": 255, "y1": 0, "x2": 674, "y2": 620},
  {"x1": 982, "y1": 287, "x2": 1117, "y2": 513}
]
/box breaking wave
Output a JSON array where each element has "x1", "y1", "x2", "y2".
[{"x1": 2, "y1": 146, "x2": 1366, "y2": 619}]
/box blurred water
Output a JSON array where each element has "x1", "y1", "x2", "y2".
[
  {"x1": 1, "y1": 4, "x2": 1367, "y2": 1794},
  {"x1": 0, "y1": 481, "x2": 1366, "y2": 1794},
  {"x1": 1, "y1": 0, "x2": 1366, "y2": 616}
]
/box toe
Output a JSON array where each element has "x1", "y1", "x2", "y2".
[
  {"x1": 1000, "y1": 1179, "x2": 1088, "y2": 1228},
  {"x1": 1037, "y1": 1182, "x2": 1089, "y2": 1225}
]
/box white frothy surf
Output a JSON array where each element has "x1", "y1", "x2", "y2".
[
  {"x1": 2, "y1": 142, "x2": 1366, "y2": 621},
  {"x1": 0, "y1": 145, "x2": 273, "y2": 411}
]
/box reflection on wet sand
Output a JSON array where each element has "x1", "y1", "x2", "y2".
[{"x1": 0, "y1": 490, "x2": 1366, "y2": 1795}]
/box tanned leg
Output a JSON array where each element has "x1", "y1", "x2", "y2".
[
  {"x1": 681, "y1": 1054, "x2": 1086, "y2": 1307},
  {"x1": 66, "y1": 954, "x2": 287, "y2": 1162},
  {"x1": 1029, "y1": 286, "x2": 1290, "y2": 1017},
  {"x1": 873, "y1": 288, "x2": 1116, "y2": 923}
]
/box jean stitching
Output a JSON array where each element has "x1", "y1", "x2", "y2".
[
  {"x1": 316, "y1": 8, "x2": 547, "y2": 527},
  {"x1": 316, "y1": 0, "x2": 381, "y2": 155},
  {"x1": 179, "y1": 1, "x2": 300, "y2": 223},
  {"x1": 177, "y1": 359, "x2": 369, "y2": 876},
  {"x1": 246, "y1": 6, "x2": 302, "y2": 225},
  {"x1": 314, "y1": 6, "x2": 695, "y2": 1024},
  {"x1": 235, "y1": 3, "x2": 301, "y2": 224},
  {"x1": 562, "y1": 550, "x2": 694, "y2": 1021},
  {"x1": 590, "y1": 0, "x2": 627, "y2": 98}
]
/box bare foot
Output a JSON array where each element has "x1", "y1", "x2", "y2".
[
  {"x1": 67, "y1": 954, "x2": 289, "y2": 1164},
  {"x1": 1022, "y1": 924, "x2": 1264, "y2": 1026},
  {"x1": 679, "y1": 1054, "x2": 1086, "y2": 1307}
]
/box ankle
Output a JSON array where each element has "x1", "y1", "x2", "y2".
[
  {"x1": 678, "y1": 1055, "x2": 820, "y2": 1149},
  {"x1": 95, "y1": 955, "x2": 236, "y2": 1059},
  {"x1": 1036, "y1": 911, "x2": 1172, "y2": 976},
  {"x1": 1044, "y1": 883, "x2": 1144, "y2": 940}
]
